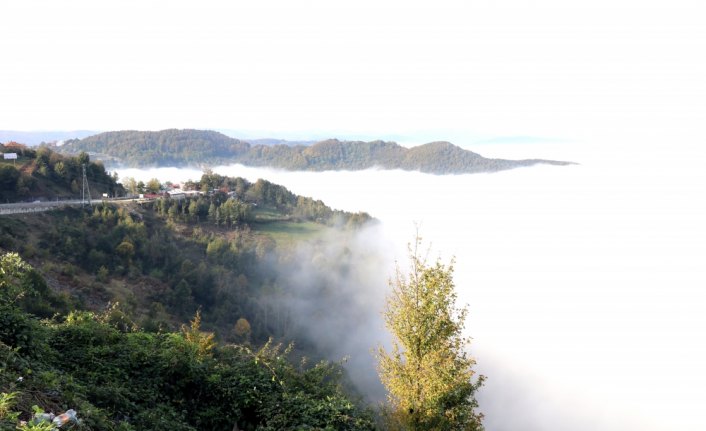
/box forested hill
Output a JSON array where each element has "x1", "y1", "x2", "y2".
[
  {"x1": 0, "y1": 142, "x2": 123, "y2": 202},
  {"x1": 0, "y1": 173, "x2": 377, "y2": 429},
  {"x1": 59, "y1": 129, "x2": 251, "y2": 167},
  {"x1": 58, "y1": 129, "x2": 574, "y2": 173}
]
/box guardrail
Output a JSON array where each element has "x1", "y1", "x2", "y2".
[
  {"x1": 0, "y1": 198, "x2": 149, "y2": 215},
  {"x1": 0, "y1": 195, "x2": 170, "y2": 215},
  {"x1": 0, "y1": 200, "x2": 90, "y2": 215}
]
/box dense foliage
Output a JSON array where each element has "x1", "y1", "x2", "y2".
[
  {"x1": 191, "y1": 172, "x2": 372, "y2": 227},
  {"x1": 0, "y1": 169, "x2": 381, "y2": 430},
  {"x1": 0, "y1": 253, "x2": 376, "y2": 430},
  {"x1": 0, "y1": 143, "x2": 122, "y2": 203},
  {"x1": 1, "y1": 170, "x2": 371, "y2": 347},
  {"x1": 57, "y1": 129, "x2": 572, "y2": 174},
  {"x1": 0, "y1": 151, "x2": 492, "y2": 430},
  {"x1": 377, "y1": 238, "x2": 484, "y2": 431},
  {"x1": 62, "y1": 129, "x2": 250, "y2": 167}
]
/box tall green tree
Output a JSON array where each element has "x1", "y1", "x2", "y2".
[{"x1": 377, "y1": 237, "x2": 484, "y2": 431}]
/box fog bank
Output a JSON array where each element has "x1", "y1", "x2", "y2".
[
  {"x1": 117, "y1": 140, "x2": 706, "y2": 431},
  {"x1": 261, "y1": 226, "x2": 393, "y2": 402}
]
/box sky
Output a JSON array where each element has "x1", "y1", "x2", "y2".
[
  {"x1": 2, "y1": 0, "x2": 705, "y2": 145},
  {"x1": 4, "y1": 1, "x2": 706, "y2": 430}
]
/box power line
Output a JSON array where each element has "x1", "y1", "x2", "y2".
[{"x1": 81, "y1": 164, "x2": 91, "y2": 206}]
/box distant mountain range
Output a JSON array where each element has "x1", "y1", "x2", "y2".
[{"x1": 52, "y1": 129, "x2": 574, "y2": 174}]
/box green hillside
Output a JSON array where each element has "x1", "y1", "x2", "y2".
[
  {"x1": 0, "y1": 143, "x2": 123, "y2": 203},
  {"x1": 1, "y1": 172, "x2": 372, "y2": 339},
  {"x1": 57, "y1": 129, "x2": 574, "y2": 174},
  {"x1": 0, "y1": 173, "x2": 376, "y2": 430},
  {"x1": 59, "y1": 129, "x2": 250, "y2": 167},
  {"x1": 0, "y1": 253, "x2": 376, "y2": 431}
]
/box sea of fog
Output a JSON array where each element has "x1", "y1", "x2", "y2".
[{"x1": 117, "y1": 142, "x2": 706, "y2": 431}]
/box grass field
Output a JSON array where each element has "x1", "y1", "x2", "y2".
[
  {"x1": 249, "y1": 204, "x2": 330, "y2": 245},
  {"x1": 251, "y1": 205, "x2": 287, "y2": 221},
  {"x1": 251, "y1": 219, "x2": 327, "y2": 246}
]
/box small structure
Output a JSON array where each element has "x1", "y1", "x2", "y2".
[
  {"x1": 167, "y1": 189, "x2": 186, "y2": 200},
  {"x1": 2, "y1": 152, "x2": 17, "y2": 165}
]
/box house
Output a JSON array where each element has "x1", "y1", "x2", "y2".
[{"x1": 167, "y1": 190, "x2": 186, "y2": 200}]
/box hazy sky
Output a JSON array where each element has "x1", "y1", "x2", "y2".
[{"x1": 2, "y1": 0, "x2": 704, "y2": 145}]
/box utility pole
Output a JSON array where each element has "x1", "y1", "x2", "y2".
[{"x1": 82, "y1": 164, "x2": 92, "y2": 206}]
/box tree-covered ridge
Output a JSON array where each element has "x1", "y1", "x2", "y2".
[
  {"x1": 0, "y1": 173, "x2": 378, "y2": 428},
  {"x1": 0, "y1": 143, "x2": 123, "y2": 202},
  {"x1": 0, "y1": 162, "x2": 380, "y2": 429},
  {"x1": 185, "y1": 171, "x2": 372, "y2": 227},
  {"x1": 62, "y1": 129, "x2": 250, "y2": 167},
  {"x1": 0, "y1": 171, "x2": 372, "y2": 344},
  {"x1": 56, "y1": 129, "x2": 574, "y2": 174},
  {"x1": 1, "y1": 177, "x2": 485, "y2": 429},
  {"x1": 0, "y1": 253, "x2": 376, "y2": 431}
]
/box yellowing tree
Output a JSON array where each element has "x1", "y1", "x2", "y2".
[
  {"x1": 146, "y1": 177, "x2": 162, "y2": 194},
  {"x1": 181, "y1": 310, "x2": 216, "y2": 359},
  {"x1": 233, "y1": 317, "x2": 252, "y2": 342},
  {"x1": 377, "y1": 238, "x2": 484, "y2": 431}
]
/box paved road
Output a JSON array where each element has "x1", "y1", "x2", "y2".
[{"x1": 0, "y1": 199, "x2": 139, "y2": 215}]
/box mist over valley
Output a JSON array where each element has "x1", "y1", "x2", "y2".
[{"x1": 115, "y1": 139, "x2": 706, "y2": 431}]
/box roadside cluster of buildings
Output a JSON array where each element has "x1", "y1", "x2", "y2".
[{"x1": 138, "y1": 186, "x2": 202, "y2": 200}]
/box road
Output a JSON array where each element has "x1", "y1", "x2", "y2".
[{"x1": 0, "y1": 198, "x2": 140, "y2": 215}]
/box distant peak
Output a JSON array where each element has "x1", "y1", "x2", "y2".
[
  {"x1": 422, "y1": 141, "x2": 456, "y2": 148},
  {"x1": 315, "y1": 138, "x2": 341, "y2": 144}
]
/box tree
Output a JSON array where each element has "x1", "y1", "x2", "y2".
[
  {"x1": 188, "y1": 199, "x2": 199, "y2": 223},
  {"x1": 180, "y1": 310, "x2": 215, "y2": 360},
  {"x1": 77, "y1": 151, "x2": 90, "y2": 166},
  {"x1": 146, "y1": 178, "x2": 161, "y2": 194},
  {"x1": 233, "y1": 317, "x2": 251, "y2": 342},
  {"x1": 116, "y1": 240, "x2": 135, "y2": 264},
  {"x1": 53, "y1": 160, "x2": 68, "y2": 180},
  {"x1": 122, "y1": 176, "x2": 138, "y2": 196},
  {"x1": 377, "y1": 236, "x2": 484, "y2": 431},
  {"x1": 208, "y1": 202, "x2": 217, "y2": 223},
  {"x1": 0, "y1": 165, "x2": 20, "y2": 199},
  {"x1": 0, "y1": 252, "x2": 31, "y2": 305}
]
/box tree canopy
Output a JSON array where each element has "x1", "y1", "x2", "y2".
[
  {"x1": 0, "y1": 252, "x2": 376, "y2": 430},
  {"x1": 378, "y1": 237, "x2": 484, "y2": 431},
  {"x1": 56, "y1": 129, "x2": 573, "y2": 174},
  {"x1": 0, "y1": 143, "x2": 122, "y2": 202}
]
